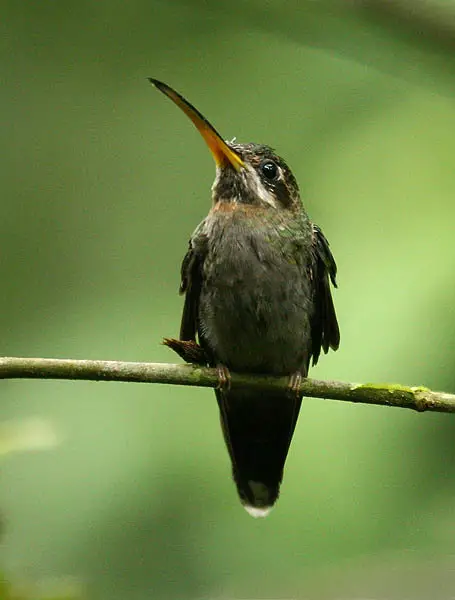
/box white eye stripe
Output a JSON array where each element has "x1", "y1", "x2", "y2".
[{"x1": 244, "y1": 164, "x2": 278, "y2": 208}]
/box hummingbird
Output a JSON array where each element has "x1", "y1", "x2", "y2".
[{"x1": 150, "y1": 79, "x2": 340, "y2": 517}]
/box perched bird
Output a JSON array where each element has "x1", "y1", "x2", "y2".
[{"x1": 150, "y1": 79, "x2": 340, "y2": 517}]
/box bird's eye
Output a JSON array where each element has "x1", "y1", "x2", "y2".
[{"x1": 260, "y1": 161, "x2": 279, "y2": 180}]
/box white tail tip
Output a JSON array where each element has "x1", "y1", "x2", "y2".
[{"x1": 243, "y1": 504, "x2": 273, "y2": 518}]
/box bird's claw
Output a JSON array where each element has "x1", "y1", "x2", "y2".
[
  {"x1": 288, "y1": 371, "x2": 304, "y2": 399},
  {"x1": 216, "y1": 364, "x2": 231, "y2": 393}
]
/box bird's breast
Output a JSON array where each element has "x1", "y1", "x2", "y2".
[{"x1": 198, "y1": 210, "x2": 314, "y2": 374}]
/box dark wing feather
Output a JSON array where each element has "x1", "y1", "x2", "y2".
[
  {"x1": 179, "y1": 240, "x2": 204, "y2": 342},
  {"x1": 310, "y1": 224, "x2": 340, "y2": 365}
]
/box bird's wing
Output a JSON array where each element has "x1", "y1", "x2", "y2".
[
  {"x1": 309, "y1": 224, "x2": 340, "y2": 365},
  {"x1": 179, "y1": 224, "x2": 207, "y2": 342}
]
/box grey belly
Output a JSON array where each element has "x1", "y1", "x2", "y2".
[{"x1": 199, "y1": 252, "x2": 314, "y2": 375}]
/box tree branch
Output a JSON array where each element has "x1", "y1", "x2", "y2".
[{"x1": 1, "y1": 356, "x2": 455, "y2": 413}]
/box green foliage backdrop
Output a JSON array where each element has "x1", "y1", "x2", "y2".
[{"x1": 2, "y1": 1, "x2": 455, "y2": 598}]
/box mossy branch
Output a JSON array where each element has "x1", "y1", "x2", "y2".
[{"x1": 1, "y1": 356, "x2": 455, "y2": 413}]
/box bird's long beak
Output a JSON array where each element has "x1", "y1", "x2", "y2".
[{"x1": 149, "y1": 78, "x2": 245, "y2": 171}]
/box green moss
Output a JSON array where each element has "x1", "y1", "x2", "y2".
[{"x1": 351, "y1": 382, "x2": 414, "y2": 393}]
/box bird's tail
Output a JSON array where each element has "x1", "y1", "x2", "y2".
[{"x1": 216, "y1": 389, "x2": 301, "y2": 517}]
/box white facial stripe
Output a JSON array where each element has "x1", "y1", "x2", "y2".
[
  {"x1": 212, "y1": 162, "x2": 283, "y2": 208},
  {"x1": 244, "y1": 164, "x2": 278, "y2": 208}
]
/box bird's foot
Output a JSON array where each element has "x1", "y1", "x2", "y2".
[
  {"x1": 162, "y1": 338, "x2": 207, "y2": 365},
  {"x1": 287, "y1": 370, "x2": 304, "y2": 399},
  {"x1": 216, "y1": 364, "x2": 231, "y2": 393}
]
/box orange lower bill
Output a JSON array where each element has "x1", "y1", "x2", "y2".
[{"x1": 150, "y1": 78, "x2": 245, "y2": 171}]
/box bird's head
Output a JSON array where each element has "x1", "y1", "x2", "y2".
[{"x1": 150, "y1": 79, "x2": 301, "y2": 212}]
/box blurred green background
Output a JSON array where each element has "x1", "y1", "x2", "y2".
[{"x1": 2, "y1": 1, "x2": 455, "y2": 598}]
